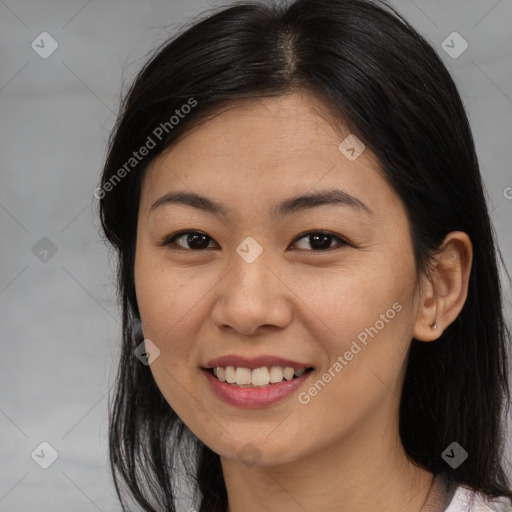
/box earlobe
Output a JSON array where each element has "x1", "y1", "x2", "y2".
[{"x1": 412, "y1": 231, "x2": 473, "y2": 342}]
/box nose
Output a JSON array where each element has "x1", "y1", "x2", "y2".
[{"x1": 210, "y1": 249, "x2": 293, "y2": 336}]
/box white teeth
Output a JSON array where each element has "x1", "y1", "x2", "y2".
[
  {"x1": 211, "y1": 365, "x2": 310, "y2": 386},
  {"x1": 269, "y1": 366, "x2": 283, "y2": 383},
  {"x1": 283, "y1": 367, "x2": 295, "y2": 380},
  {"x1": 235, "y1": 367, "x2": 252, "y2": 385},
  {"x1": 252, "y1": 367, "x2": 270, "y2": 386},
  {"x1": 225, "y1": 366, "x2": 236, "y2": 384}
]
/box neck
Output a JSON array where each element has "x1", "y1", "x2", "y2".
[{"x1": 221, "y1": 419, "x2": 434, "y2": 512}]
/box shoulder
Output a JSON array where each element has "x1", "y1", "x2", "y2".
[{"x1": 445, "y1": 486, "x2": 512, "y2": 512}]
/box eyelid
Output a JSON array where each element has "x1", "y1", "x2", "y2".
[
  {"x1": 158, "y1": 230, "x2": 217, "y2": 250},
  {"x1": 291, "y1": 230, "x2": 353, "y2": 249},
  {"x1": 158, "y1": 229, "x2": 353, "y2": 252}
]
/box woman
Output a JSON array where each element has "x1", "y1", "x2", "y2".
[{"x1": 97, "y1": 0, "x2": 512, "y2": 510}]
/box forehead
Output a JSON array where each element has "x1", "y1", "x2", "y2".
[
  {"x1": 139, "y1": 93, "x2": 402, "y2": 221},
  {"x1": 163, "y1": 93, "x2": 349, "y2": 163}
]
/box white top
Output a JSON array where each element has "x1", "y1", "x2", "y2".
[{"x1": 445, "y1": 486, "x2": 512, "y2": 511}]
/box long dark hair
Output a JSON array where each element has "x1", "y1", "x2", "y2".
[{"x1": 97, "y1": 0, "x2": 512, "y2": 510}]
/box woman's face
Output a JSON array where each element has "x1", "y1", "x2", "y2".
[{"x1": 134, "y1": 93, "x2": 423, "y2": 465}]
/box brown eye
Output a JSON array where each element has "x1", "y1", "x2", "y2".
[
  {"x1": 162, "y1": 231, "x2": 218, "y2": 251},
  {"x1": 290, "y1": 231, "x2": 349, "y2": 252},
  {"x1": 160, "y1": 229, "x2": 350, "y2": 253}
]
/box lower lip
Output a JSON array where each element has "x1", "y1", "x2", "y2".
[{"x1": 202, "y1": 368, "x2": 313, "y2": 409}]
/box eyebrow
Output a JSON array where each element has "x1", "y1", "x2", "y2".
[{"x1": 149, "y1": 188, "x2": 373, "y2": 218}]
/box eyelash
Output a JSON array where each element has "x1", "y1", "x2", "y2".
[{"x1": 159, "y1": 230, "x2": 352, "y2": 253}]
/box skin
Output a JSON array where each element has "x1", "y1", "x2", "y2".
[{"x1": 134, "y1": 92, "x2": 473, "y2": 512}]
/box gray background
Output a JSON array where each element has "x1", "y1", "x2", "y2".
[{"x1": 1, "y1": 1, "x2": 511, "y2": 511}]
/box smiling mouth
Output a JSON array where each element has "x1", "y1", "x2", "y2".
[{"x1": 205, "y1": 366, "x2": 314, "y2": 388}]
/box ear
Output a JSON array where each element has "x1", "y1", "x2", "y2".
[{"x1": 413, "y1": 231, "x2": 473, "y2": 342}]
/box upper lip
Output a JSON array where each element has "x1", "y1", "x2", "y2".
[{"x1": 203, "y1": 355, "x2": 314, "y2": 370}]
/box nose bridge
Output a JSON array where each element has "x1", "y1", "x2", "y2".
[
  {"x1": 211, "y1": 238, "x2": 292, "y2": 334},
  {"x1": 228, "y1": 238, "x2": 275, "y2": 304}
]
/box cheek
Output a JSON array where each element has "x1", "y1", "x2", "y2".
[
  {"x1": 293, "y1": 260, "x2": 416, "y2": 407},
  {"x1": 295, "y1": 282, "x2": 413, "y2": 443},
  {"x1": 135, "y1": 247, "x2": 209, "y2": 341},
  {"x1": 289, "y1": 259, "x2": 413, "y2": 350},
  {"x1": 134, "y1": 250, "x2": 208, "y2": 419}
]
